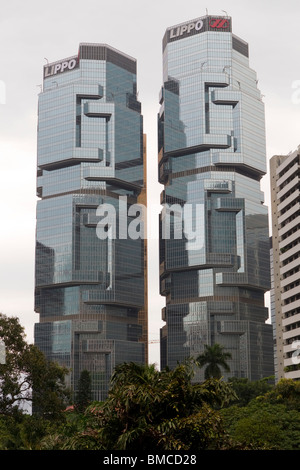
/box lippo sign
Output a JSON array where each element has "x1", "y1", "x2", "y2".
[
  {"x1": 169, "y1": 19, "x2": 204, "y2": 39},
  {"x1": 167, "y1": 15, "x2": 231, "y2": 43},
  {"x1": 44, "y1": 56, "x2": 79, "y2": 79}
]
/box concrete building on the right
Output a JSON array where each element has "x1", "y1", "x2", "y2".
[{"x1": 270, "y1": 146, "x2": 300, "y2": 381}]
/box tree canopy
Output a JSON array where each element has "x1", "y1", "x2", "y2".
[
  {"x1": 2, "y1": 313, "x2": 300, "y2": 450},
  {"x1": 196, "y1": 343, "x2": 232, "y2": 379},
  {"x1": 43, "y1": 360, "x2": 238, "y2": 450},
  {"x1": 75, "y1": 369, "x2": 92, "y2": 412},
  {"x1": 0, "y1": 313, "x2": 70, "y2": 418}
]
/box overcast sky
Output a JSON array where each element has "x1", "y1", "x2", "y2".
[{"x1": 0, "y1": 0, "x2": 299, "y2": 367}]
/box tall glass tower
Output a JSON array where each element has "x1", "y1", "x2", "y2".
[
  {"x1": 158, "y1": 16, "x2": 274, "y2": 380},
  {"x1": 34, "y1": 44, "x2": 147, "y2": 400}
]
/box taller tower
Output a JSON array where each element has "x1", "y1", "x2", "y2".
[
  {"x1": 34, "y1": 44, "x2": 147, "y2": 400},
  {"x1": 158, "y1": 16, "x2": 274, "y2": 380}
]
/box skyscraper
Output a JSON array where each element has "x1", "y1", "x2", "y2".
[
  {"x1": 34, "y1": 44, "x2": 147, "y2": 400},
  {"x1": 158, "y1": 15, "x2": 274, "y2": 380},
  {"x1": 270, "y1": 147, "x2": 300, "y2": 381}
]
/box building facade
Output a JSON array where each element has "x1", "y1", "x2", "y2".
[
  {"x1": 158, "y1": 15, "x2": 274, "y2": 381},
  {"x1": 34, "y1": 44, "x2": 147, "y2": 400},
  {"x1": 270, "y1": 147, "x2": 300, "y2": 381}
]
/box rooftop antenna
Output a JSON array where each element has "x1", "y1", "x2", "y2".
[
  {"x1": 206, "y1": 8, "x2": 208, "y2": 15},
  {"x1": 44, "y1": 58, "x2": 49, "y2": 64},
  {"x1": 222, "y1": 10, "x2": 228, "y2": 16}
]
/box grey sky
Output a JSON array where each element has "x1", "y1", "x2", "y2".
[{"x1": 0, "y1": 0, "x2": 299, "y2": 366}]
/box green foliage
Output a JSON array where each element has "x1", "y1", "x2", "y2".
[
  {"x1": 0, "y1": 313, "x2": 70, "y2": 418},
  {"x1": 196, "y1": 344, "x2": 232, "y2": 379},
  {"x1": 0, "y1": 413, "x2": 60, "y2": 450},
  {"x1": 17, "y1": 414, "x2": 58, "y2": 450},
  {"x1": 228, "y1": 376, "x2": 274, "y2": 406},
  {"x1": 75, "y1": 370, "x2": 92, "y2": 412},
  {"x1": 30, "y1": 346, "x2": 71, "y2": 419},
  {"x1": 0, "y1": 313, "x2": 31, "y2": 414},
  {"x1": 42, "y1": 363, "x2": 300, "y2": 451},
  {"x1": 1, "y1": 317, "x2": 300, "y2": 452},
  {"x1": 40, "y1": 408, "x2": 102, "y2": 450},
  {"x1": 47, "y1": 361, "x2": 237, "y2": 451},
  {"x1": 221, "y1": 400, "x2": 300, "y2": 450},
  {"x1": 260, "y1": 378, "x2": 300, "y2": 411},
  {"x1": 0, "y1": 414, "x2": 23, "y2": 450}
]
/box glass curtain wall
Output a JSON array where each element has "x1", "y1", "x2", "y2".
[
  {"x1": 158, "y1": 16, "x2": 274, "y2": 381},
  {"x1": 35, "y1": 44, "x2": 147, "y2": 400}
]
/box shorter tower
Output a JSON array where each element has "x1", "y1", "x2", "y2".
[
  {"x1": 270, "y1": 146, "x2": 300, "y2": 381},
  {"x1": 34, "y1": 44, "x2": 147, "y2": 400}
]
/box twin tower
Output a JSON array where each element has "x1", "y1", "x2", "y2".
[{"x1": 34, "y1": 15, "x2": 274, "y2": 400}]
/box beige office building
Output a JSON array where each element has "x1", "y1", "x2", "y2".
[{"x1": 270, "y1": 146, "x2": 300, "y2": 381}]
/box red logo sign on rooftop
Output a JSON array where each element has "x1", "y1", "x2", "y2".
[{"x1": 209, "y1": 18, "x2": 230, "y2": 29}]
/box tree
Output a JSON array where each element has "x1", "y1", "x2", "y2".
[
  {"x1": 221, "y1": 400, "x2": 300, "y2": 450},
  {"x1": 196, "y1": 343, "x2": 231, "y2": 379},
  {"x1": 261, "y1": 378, "x2": 300, "y2": 411},
  {"x1": 46, "y1": 361, "x2": 238, "y2": 450},
  {"x1": 229, "y1": 377, "x2": 273, "y2": 407},
  {"x1": 75, "y1": 370, "x2": 92, "y2": 411},
  {"x1": 0, "y1": 313, "x2": 70, "y2": 418},
  {"x1": 221, "y1": 378, "x2": 300, "y2": 450}
]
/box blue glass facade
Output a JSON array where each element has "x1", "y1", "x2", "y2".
[
  {"x1": 34, "y1": 44, "x2": 147, "y2": 400},
  {"x1": 158, "y1": 16, "x2": 274, "y2": 380}
]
